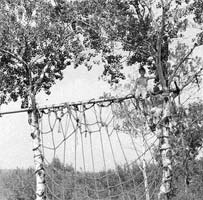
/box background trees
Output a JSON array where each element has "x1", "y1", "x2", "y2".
[{"x1": 0, "y1": 1, "x2": 90, "y2": 199}]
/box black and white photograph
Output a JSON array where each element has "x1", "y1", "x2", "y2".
[{"x1": 0, "y1": 0, "x2": 203, "y2": 199}]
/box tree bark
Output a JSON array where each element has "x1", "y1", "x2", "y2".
[
  {"x1": 28, "y1": 94, "x2": 46, "y2": 200},
  {"x1": 157, "y1": 97, "x2": 173, "y2": 200},
  {"x1": 142, "y1": 159, "x2": 150, "y2": 200},
  {"x1": 139, "y1": 129, "x2": 150, "y2": 200},
  {"x1": 156, "y1": 2, "x2": 173, "y2": 199}
]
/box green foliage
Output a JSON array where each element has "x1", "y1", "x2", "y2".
[
  {"x1": 172, "y1": 102, "x2": 203, "y2": 160},
  {"x1": 0, "y1": 0, "x2": 202, "y2": 100},
  {"x1": 190, "y1": 0, "x2": 203, "y2": 45},
  {"x1": 54, "y1": 0, "x2": 156, "y2": 83},
  {"x1": 167, "y1": 102, "x2": 203, "y2": 194},
  {"x1": 0, "y1": 0, "x2": 83, "y2": 105},
  {"x1": 191, "y1": 0, "x2": 203, "y2": 24},
  {"x1": 169, "y1": 42, "x2": 202, "y2": 90}
]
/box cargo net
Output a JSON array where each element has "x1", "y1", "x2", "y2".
[{"x1": 39, "y1": 96, "x2": 161, "y2": 200}]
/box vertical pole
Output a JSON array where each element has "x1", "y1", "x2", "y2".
[{"x1": 28, "y1": 94, "x2": 46, "y2": 200}]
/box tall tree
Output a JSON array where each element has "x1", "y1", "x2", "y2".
[
  {"x1": 63, "y1": 0, "x2": 203, "y2": 199},
  {"x1": 0, "y1": 0, "x2": 86, "y2": 199}
]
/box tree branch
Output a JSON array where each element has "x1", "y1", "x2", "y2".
[
  {"x1": 169, "y1": 44, "x2": 197, "y2": 85},
  {"x1": 141, "y1": 0, "x2": 154, "y2": 24},
  {"x1": 156, "y1": 5, "x2": 167, "y2": 90},
  {"x1": 0, "y1": 48, "x2": 27, "y2": 67},
  {"x1": 180, "y1": 67, "x2": 203, "y2": 92},
  {"x1": 33, "y1": 64, "x2": 50, "y2": 94},
  {"x1": 0, "y1": 48, "x2": 31, "y2": 84}
]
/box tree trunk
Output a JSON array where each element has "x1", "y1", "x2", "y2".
[
  {"x1": 28, "y1": 94, "x2": 46, "y2": 200},
  {"x1": 158, "y1": 98, "x2": 172, "y2": 200},
  {"x1": 140, "y1": 129, "x2": 150, "y2": 200},
  {"x1": 142, "y1": 159, "x2": 150, "y2": 200},
  {"x1": 156, "y1": 1, "x2": 173, "y2": 198}
]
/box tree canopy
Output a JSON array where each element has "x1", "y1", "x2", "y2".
[
  {"x1": 0, "y1": 0, "x2": 202, "y2": 104},
  {"x1": 0, "y1": 0, "x2": 87, "y2": 106},
  {"x1": 52, "y1": 0, "x2": 203, "y2": 89}
]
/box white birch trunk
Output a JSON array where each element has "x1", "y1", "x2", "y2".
[
  {"x1": 158, "y1": 99, "x2": 172, "y2": 200},
  {"x1": 142, "y1": 159, "x2": 150, "y2": 200},
  {"x1": 28, "y1": 95, "x2": 46, "y2": 200},
  {"x1": 140, "y1": 130, "x2": 150, "y2": 200},
  {"x1": 155, "y1": 1, "x2": 173, "y2": 197}
]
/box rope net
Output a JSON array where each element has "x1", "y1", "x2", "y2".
[{"x1": 37, "y1": 96, "x2": 162, "y2": 200}]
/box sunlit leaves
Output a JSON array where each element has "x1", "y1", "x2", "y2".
[
  {"x1": 171, "y1": 102, "x2": 203, "y2": 165},
  {"x1": 63, "y1": 0, "x2": 201, "y2": 86},
  {"x1": 192, "y1": 0, "x2": 203, "y2": 24},
  {"x1": 169, "y1": 42, "x2": 203, "y2": 90},
  {"x1": 0, "y1": 0, "x2": 75, "y2": 105}
]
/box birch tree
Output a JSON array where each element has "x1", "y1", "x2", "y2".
[
  {"x1": 67, "y1": 0, "x2": 203, "y2": 199},
  {"x1": 0, "y1": 0, "x2": 87, "y2": 199}
]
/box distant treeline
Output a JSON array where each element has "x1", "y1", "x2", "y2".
[{"x1": 0, "y1": 157, "x2": 203, "y2": 200}]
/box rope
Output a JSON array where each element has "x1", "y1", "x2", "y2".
[{"x1": 25, "y1": 95, "x2": 163, "y2": 199}]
